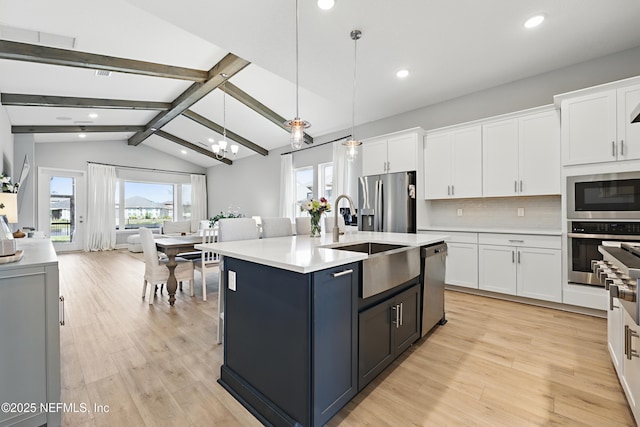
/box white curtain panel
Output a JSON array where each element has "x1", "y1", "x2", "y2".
[
  {"x1": 190, "y1": 174, "x2": 207, "y2": 230},
  {"x1": 85, "y1": 163, "x2": 116, "y2": 251},
  {"x1": 332, "y1": 141, "x2": 356, "y2": 210},
  {"x1": 279, "y1": 154, "x2": 294, "y2": 220}
]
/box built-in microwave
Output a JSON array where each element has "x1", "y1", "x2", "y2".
[{"x1": 567, "y1": 172, "x2": 640, "y2": 219}]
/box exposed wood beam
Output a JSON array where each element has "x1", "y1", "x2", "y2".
[
  {"x1": 224, "y1": 82, "x2": 313, "y2": 145},
  {"x1": 0, "y1": 40, "x2": 208, "y2": 82},
  {"x1": 11, "y1": 125, "x2": 145, "y2": 134},
  {"x1": 128, "y1": 53, "x2": 250, "y2": 147},
  {"x1": 1, "y1": 93, "x2": 171, "y2": 110},
  {"x1": 156, "y1": 130, "x2": 232, "y2": 165},
  {"x1": 182, "y1": 110, "x2": 268, "y2": 156}
]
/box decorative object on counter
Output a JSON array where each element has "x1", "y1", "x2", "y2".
[
  {"x1": 300, "y1": 197, "x2": 331, "y2": 237},
  {"x1": 0, "y1": 193, "x2": 17, "y2": 256},
  {"x1": 209, "y1": 209, "x2": 243, "y2": 228},
  {"x1": 284, "y1": 0, "x2": 311, "y2": 150},
  {"x1": 211, "y1": 75, "x2": 239, "y2": 160},
  {"x1": 342, "y1": 29, "x2": 363, "y2": 162}
]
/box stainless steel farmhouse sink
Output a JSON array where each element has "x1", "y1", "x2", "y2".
[{"x1": 331, "y1": 242, "x2": 420, "y2": 298}]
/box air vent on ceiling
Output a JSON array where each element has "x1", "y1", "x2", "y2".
[
  {"x1": 94, "y1": 70, "x2": 112, "y2": 77},
  {"x1": 0, "y1": 24, "x2": 77, "y2": 49},
  {"x1": 74, "y1": 120, "x2": 94, "y2": 124}
]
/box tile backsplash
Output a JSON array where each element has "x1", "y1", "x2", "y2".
[{"x1": 423, "y1": 195, "x2": 561, "y2": 230}]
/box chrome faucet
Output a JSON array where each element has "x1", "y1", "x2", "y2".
[{"x1": 333, "y1": 194, "x2": 356, "y2": 242}]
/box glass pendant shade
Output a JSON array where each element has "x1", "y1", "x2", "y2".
[
  {"x1": 287, "y1": 117, "x2": 309, "y2": 149},
  {"x1": 343, "y1": 139, "x2": 362, "y2": 162},
  {"x1": 219, "y1": 139, "x2": 228, "y2": 151},
  {"x1": 231, "y1": 144, "x2": 239, "y2": 155}
]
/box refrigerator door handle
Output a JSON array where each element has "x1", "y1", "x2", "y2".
[{"x1": 376, "y1": 180, "x2": 383, "y2": 232}]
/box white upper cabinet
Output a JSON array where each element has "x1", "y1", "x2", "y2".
[
  {"x1": 362, "y1": 129, "x2": 422, "y2": 176},
  {"x1": 482, "y1": 109, "x2": 560, "y2": 197},
  {"x1": 424, "y1": 125, "x2": 482, "y2": 199},
  {"x1": 561, "y1": 83, "x2": 640, "y2": 165}
]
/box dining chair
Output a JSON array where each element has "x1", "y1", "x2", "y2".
[
  {"x1": 261, "y1": 217, "x2": 293, "y2": 238},
  {"x1": 295, "y1": 216, "x2": 311, "y2": 235},
  {"x1": 324, "y1": 215, "x2": 346, "y2": 235},
  {"x1": 194, "y1": 227, "x2": 218, "y2": 301},
  {"x1": 216, "y1": 217, "x2": 259, "y2": 343},
  {"x1": 139, "y1": 227, "x2": 195, "y2": 305}
]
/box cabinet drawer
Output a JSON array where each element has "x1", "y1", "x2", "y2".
[{"x1": 478, "y1": 233, "x2": 561, "y2": 249}]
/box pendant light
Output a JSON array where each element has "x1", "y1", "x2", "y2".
[
  {"x1": 212, "y1": 74, "x2": 239, "y2": 159},
  {"x1": 343, "y1": 29, "x2": 362, "y2": 162},
  {"x1": 284, "y1": 0, "x2": 310, "y2": 150}
]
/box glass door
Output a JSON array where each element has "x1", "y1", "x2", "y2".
[{"x1": 38, "y1": 168, "x2": 86, "y2": 252}]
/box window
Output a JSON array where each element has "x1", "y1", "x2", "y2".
[
  {"x1": 318, "y1": 162, "x2": 333, "y2": 200},
  {"x1": 115, "y1": 180, "x2": 192, "y2": 229},
  {"x1": 295, "y1": 166, "x2": 314, "y2": 205}
]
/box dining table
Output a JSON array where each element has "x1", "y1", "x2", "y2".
[{"x1": 155, "y1": 234, "x2": 204, "y2": 306}]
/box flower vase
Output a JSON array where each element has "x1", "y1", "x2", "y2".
[{"x1": 310, "y1": 214, "x2": 322, "y2": 237}]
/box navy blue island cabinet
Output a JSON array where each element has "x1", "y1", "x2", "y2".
[{"x1": 219, "y1": 257, "x2": 360, "y2": 427}]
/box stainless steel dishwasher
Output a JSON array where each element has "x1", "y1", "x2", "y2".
[{"x1": 421, "y1": 242, "x2": 447, "y2": 337}]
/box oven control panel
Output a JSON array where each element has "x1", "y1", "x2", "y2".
[{"x1": 571, "y1": 221, "x2": 640, "y2": 235}]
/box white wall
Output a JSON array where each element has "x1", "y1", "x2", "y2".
[{"x1": 205, "y1": 45, "x2": 640, "y2": 226}]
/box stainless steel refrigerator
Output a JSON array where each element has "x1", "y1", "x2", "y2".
[{"x1": 358, "y1": 171, "x2": 416, "y2": 233}]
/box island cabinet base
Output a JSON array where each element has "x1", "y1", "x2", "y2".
[{"x1": 219, "y1": 257, "x2": 360, "y2": 427}]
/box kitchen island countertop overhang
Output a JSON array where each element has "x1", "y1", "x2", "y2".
[{"x1": 194, "y1": 230, "x2": 449, "y2": 273}]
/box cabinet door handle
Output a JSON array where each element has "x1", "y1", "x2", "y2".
[
  {"x1": 451, "y1": 185, "x2": 454, "y2": 196},
  {"x1": 625, "y1": 325, "x2": 629, "y2": 357},
  {"x1": 612, "y1": 140, "x2": 616, "y2": 157},
  {"x1": 508, "y1": 239, "x2": 524, "y2": 243},
  {"x1": 59, "y1": 295, "x2": 65, "y2": 326},
  {"x1": 517, "y1": 251, "x2": 521, "y2": 264},
  {"x1": 630, "y1": 327, "x2": 639, "y2": 359},
  {"x1": 621, "y1": 139, "x2": 625, "y2": 156},
  {"x1": 520, "y1": 180, "x2": 523, "y2": 193},
  {"x1": 332, "y1": 269, "x2": 353, "y2": 278},
  {"x1": 399, "y1": 302, "x2": 403, "y2": 326},
  {"x1": 447, "y1": 185, "x2": 450, "y2": 196},
  {"x1": 391, "y1": 305, "x2": 399, "y2": 328},
  {"x1": 514, "y1": 180, "x2": 518, "y2": 193},
  {"x1": 512, "y1": 251, "x2": 515, "y2": 263}
]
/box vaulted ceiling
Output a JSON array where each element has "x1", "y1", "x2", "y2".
[{"x1": 1, "y1": 0, "x2": 640, "y2": 168}]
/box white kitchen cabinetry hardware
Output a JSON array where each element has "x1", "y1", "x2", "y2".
[
  {"x1": 424, "y1": 125, "x2": 482, "y2": 199},
  {"x1": 362, "y1": 129, "x2": 423, "y2": 176},
  {"x1": 482, "y1": 109, "x2": 560, "y2": 197},
  {"x1": 478, "y1": 234, "x2": 562, "y2": 302},
  {"x1": 561, "y1": 83, "x2": 640, "y2": 166},
  {"x1": 622, "y1": 309, "x2": 640, "y2": 423},
  {"x1": 0, "y1": 239, "x2": 61, "y2": 427}
]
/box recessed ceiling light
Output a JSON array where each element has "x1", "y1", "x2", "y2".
[
  {"x1": 317, "y1": 0, "x2": 334, "y2": 10},
  {"x1": 181, "y1": 150, "x2": 187, "y2": 155},
  {"x1": 208, "y1": 137, "x2": 214, "y2": 143},
  {"x1": 396, "y1": 69, "x2": 410, "y2": 79},
  {"x1": 524, "y1": 14, "x2": 545, "y2": 29},
  {"x1": 78, "y1": 134, "x2": 86, "y2": 138},
  {"x1": 88, "y1": 113, "x2": 98, "y2": 119}
]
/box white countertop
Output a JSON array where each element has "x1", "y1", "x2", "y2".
[
  {"x1": 419, "y1": 226, "x2": 562, "y2": 236},
  {"x1": 0, "y1": 238, "x2": 58, "y2": 270},
  {"x1": 196, "y1": 231, "x2": 449, "y2": 274}
]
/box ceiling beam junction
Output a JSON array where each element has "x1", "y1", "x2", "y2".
[{"x1": 128, "y1": 53, "x2": 250, "y2": 147}]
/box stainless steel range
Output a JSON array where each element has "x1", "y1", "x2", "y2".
[{"x1": 594, "y1": 243, "x2": 640, "y2": 324}]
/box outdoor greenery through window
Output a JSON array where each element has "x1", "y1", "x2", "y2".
[{"x1": 115, "y1": 180, "x2": 191, "y2": 230}]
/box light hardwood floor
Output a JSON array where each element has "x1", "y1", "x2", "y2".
[{"x1": 58, "y1": 249, "x2": 636, "y2": 426}]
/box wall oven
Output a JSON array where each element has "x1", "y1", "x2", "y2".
[
  {"x1": 568, "y1": 172, "x2": 640, "y2": 219},
  {"x1": 568, "y1": 221, "x2": 640, "y2": 286}
]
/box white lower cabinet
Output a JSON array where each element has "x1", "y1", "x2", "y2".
[
  {"x1": 608, "y1": 296, "x2": 624, "y2": 376},
  {"x1": 446, "y1": 242, "x2": 479, "y2": 289},
  {"x1": 478, "y1": 234, "x2": 562, "y2": 303},
  {"x1": 622, "y1": 309, "x2": 640, "y2": 423}
]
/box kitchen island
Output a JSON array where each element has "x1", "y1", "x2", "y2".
[{"x1": 196, "y1": 231, "x2": 447, "y2": 427}]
